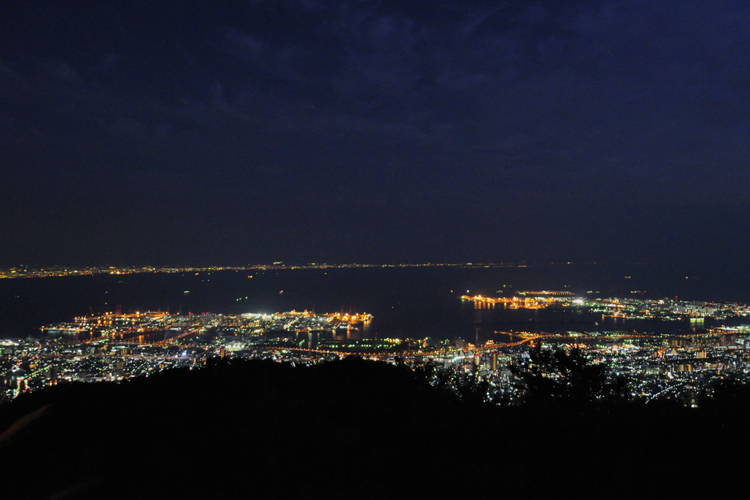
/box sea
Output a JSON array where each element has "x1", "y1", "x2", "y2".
[{"x1": 2, "y1": 262, "x2": 749, "y2": 342}]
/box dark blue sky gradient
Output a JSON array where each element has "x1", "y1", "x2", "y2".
[{"x1": 1, "y1": 1, "x2": 749, "y2": 267}]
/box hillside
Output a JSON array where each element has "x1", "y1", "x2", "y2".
[{"x1": 1, "y1": 358, "x2": 748, "y2": 499}]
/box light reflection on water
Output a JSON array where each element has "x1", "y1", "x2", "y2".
[{"x1": 2, "y1": 263, "x2": 749, "y2": 342}]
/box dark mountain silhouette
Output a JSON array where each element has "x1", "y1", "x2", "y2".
[{"x1": 0, "y1": 358, "x2": 747, "y2": 499}]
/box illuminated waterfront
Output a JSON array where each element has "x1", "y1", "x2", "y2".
[
  {"x1": 4, "y1": 262, "x2": 750, "y2": 340},
  {"x1": 3, "y1": 263, "x2": 750, "y2": 406},
  {"x1": 4, "y1": 306, "x2": 750, "y2": 407}
]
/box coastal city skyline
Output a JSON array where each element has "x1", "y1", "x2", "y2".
[
  {"x1": 6, "y1": 287, "x2": 750, "y2": 407},
  {"x1": 3, "y1": 260, "x2": 750, "y2": 407}
]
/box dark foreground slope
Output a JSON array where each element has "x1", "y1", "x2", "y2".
[{"x1": 1, "y1": 359, "x2": 749, "y2": 499}]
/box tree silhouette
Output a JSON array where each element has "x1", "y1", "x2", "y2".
[
  {"x1": 511, "y1": 343, "x2": 627, "y2": 406},
  {"x1": 454, "y1": 367, "x2": 491, "y2": 405}
]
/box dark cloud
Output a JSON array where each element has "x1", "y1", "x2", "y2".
[{"x1": 1, "y1": 1, "x2": 749, "y2": 266}]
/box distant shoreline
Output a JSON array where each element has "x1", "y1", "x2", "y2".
[{"x1": 0, "y1": 261, "x2": 539, "y2": 279}]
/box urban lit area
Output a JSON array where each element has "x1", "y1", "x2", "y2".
[{"x1": 4, "y1": 292, "x2": 750, "y2": 408}]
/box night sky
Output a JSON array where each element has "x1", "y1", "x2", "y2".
[{"x1": 2, "y1": 1, "x2": 749, "y2": 267}]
